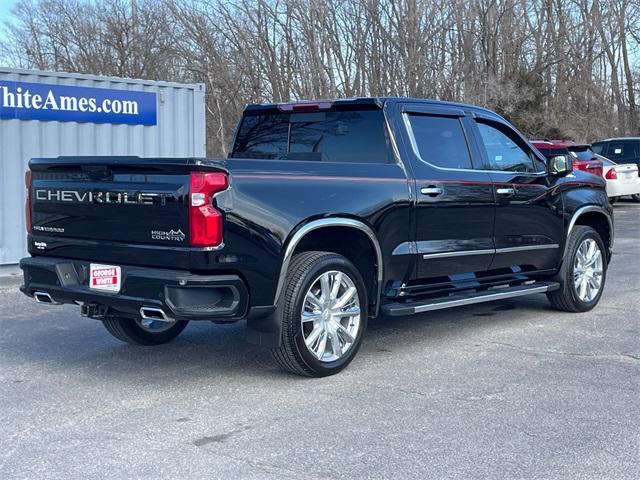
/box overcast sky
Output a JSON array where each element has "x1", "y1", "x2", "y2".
[
  {"x1": 0, "y1": 0, "x2": 19, "y2": 27},
  {"x1": 0, "y1": 0, "x2": 19, "y2": 43}
]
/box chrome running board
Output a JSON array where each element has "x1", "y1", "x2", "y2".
[{"x1": 381, "y1": 282, "x2": 560, "y2": 316}]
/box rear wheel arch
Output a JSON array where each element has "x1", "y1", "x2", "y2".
[{"x1": 275, "y1": 218, "x2": 383, "y2": 316}]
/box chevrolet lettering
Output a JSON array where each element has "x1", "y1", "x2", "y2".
[
  {"x1": 20, "y1": 98, "x2": 614, "y2": 377},
  {"x1": 34, "y1": 189, "x2": 170, "y2": 205}
]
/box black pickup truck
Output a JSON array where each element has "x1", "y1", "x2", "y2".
[{"x1": 20, "y1": 97, "x2": 613, "y2": 377}]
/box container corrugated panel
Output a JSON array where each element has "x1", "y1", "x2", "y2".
[{"x1": 0, "y1": 68, "x2": 206, "y2": 265}]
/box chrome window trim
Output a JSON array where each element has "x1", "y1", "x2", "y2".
[
  {"x1": 473, "y1": 118, "x2": 541, "y2": 173},
  {"x1": 274, "y1": 218, "x2": 384, "y2": 316},
  {"x1": 402, "y1": 112, "x2": 476, "y2": 173},
  {"x1": 383, "y1": 104, "x2": 413, "y2": 178},
  {"x1": 402, "y1": 112, "x2": 547, "y2": 175}
]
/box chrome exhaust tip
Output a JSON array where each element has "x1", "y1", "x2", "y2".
[
  {"x1": 139, "y1": 306, "x2": 174, "y2": 323},
  {"x1": 33, "y1": 291, "x2": 61, "y2": 305}
]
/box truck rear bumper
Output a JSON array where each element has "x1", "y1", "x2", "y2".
[{"x1": 19, "y1": 256, "x2": 249, "y2": 322}]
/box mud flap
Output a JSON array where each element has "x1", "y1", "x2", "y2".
[{"x1": 246, "y1": 305, "x2": 281, "y2": 347}]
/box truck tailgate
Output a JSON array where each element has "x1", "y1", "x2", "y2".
[{"x1": 28, "y1": 157, "x2": 226, "y2": 269}]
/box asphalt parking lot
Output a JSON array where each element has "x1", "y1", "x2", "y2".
[{"x1": 1, "y1": 203, "x2": 638, "y2": 480}]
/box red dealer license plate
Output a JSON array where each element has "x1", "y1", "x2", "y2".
[{"x1": 89, "y1": 264, "x2": 121, "y2": 293}]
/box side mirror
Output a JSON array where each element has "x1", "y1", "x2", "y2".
[{"x1": 548, "y1": 155, "x2": 573, "y2": 176}]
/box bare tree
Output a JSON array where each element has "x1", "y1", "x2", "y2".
[
  {"x1": 2, "y1": 0, "x2": 180, "y2": 80},
  {"x1": 2, "y1": 0, "x2": 638, "y2": 153}
]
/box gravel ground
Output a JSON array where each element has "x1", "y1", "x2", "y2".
[{"x1": 0, "y1": 203, "x2": 638, "y2": 480}]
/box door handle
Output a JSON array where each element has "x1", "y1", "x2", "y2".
[
  {"x1": 421, "y1": 186, "x2": 443, "y2": 196},
  {"x1": 496, "y1": 187, "x2": 516, "y2": 195}
]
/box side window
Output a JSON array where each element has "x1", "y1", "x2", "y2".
[
  {"x1": 476, "y1": 121, "x2": 538, "y2": 173},
  {"x1": 591, "y1": 143, "x2": 604, "y2": 155},
  {"x1": 407, "y1": 114, "x2": 473, "y2": 169}
]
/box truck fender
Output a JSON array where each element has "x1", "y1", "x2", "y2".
[{"x1": 246, "y1": 217, "x2": 383, "y2": 348}]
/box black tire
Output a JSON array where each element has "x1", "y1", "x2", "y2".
[
  {"x1": 102, "y1": 317, "x2": 188, "y2": 346},
  {"x1": 631, "y1": 194, "x2": 640, "y2": 203},
  {"x1": 547, "y1": 226, "x2": 607, "y2": 312},
  {"x1": 271, "y1": 251, "x2": 368, "y2": 377}
]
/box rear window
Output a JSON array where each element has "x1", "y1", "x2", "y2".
[
  {"x1": 602, "y1": 141, "x2": 639, "y2": 161},
  {"x1": 230, "y1": 109, "x2": 392, "y2": 163}
]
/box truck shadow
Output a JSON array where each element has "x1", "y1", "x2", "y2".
[{"x1": 8, "y1": 291, "x2": 563, "y2": 383}]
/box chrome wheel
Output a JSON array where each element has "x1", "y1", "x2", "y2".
[
  {"x1": 134, "y1": 317, "x2": 177, "y2": 333},
  {"x1": 573, "y1": 238, "x2": 603, "y2": 302},
  {"x1": 301, "y1": 270, "x2": 361, "y2": 363}
]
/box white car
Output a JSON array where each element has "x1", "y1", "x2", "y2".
[{"x1": 599, "y1": 155, "x2": 640, "y2": 203}]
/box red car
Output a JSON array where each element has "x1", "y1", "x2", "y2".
[{"x1": 531, "y1": 140, "x2": 603, "y2": 177}]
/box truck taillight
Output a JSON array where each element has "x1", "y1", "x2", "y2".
[
  {"x1": 189, "y1": 172, "x2": 228, "y2": 247},
  {"x1": 25, "y1": 170, "x2": 32, "y2": 234},
  {"x1": 605, "y1": 168, "x2": 618, "y2": 180}
]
